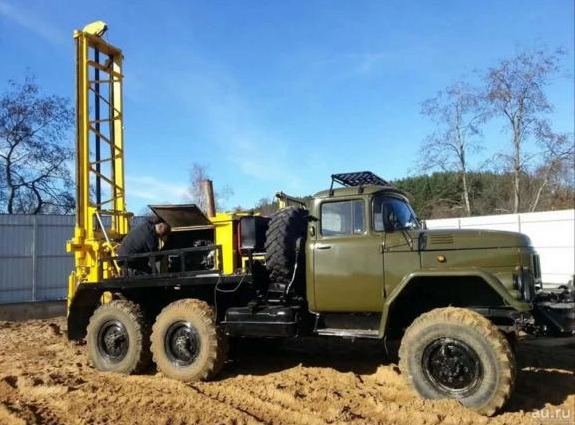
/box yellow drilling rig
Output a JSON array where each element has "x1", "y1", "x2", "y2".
[
  {"x1": 65, "y1": 22, "x2": 275, "y2": 377},
  {"x1": 66, "y1": 22, "x2": 270, "y2": 309}
]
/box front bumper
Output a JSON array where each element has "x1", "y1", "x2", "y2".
[
  {"x1": 530, "y1": 287, "x2": 575, "y2": 336},
  {"x1": 474, "y1": 288, "x2": 574, "y2": 336}
]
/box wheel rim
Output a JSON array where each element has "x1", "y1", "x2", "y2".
[
  {"x1": 165, "y1": 321, "x2": 201, "y2": 366},
  {"x1": 97, "y1": 320, "x2": 129, "y2": 363},
  {"x1": 422, "y1": 337, "x2": 483, "y2": 397}
]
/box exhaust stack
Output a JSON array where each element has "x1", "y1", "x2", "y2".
[{"x1": 202, "y1": 179, "x2": 216, "y2": 218}]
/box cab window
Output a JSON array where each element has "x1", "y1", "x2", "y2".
[
  {"x1": 373, "y1": 196, "x2": 419, "y2": 231},
  {"x1": 321, "y1": 200, "x2": 365, "y2": 236}
]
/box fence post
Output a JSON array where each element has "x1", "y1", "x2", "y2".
[{"x1": 32, "y1": 215, "x2": 37, "y2": 301}]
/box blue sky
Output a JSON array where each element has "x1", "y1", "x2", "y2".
[{"x1": 0, "y1": 0, "x2": 573, "y2": 213}]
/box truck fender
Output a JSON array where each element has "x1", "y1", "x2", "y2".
[{"x1": 378, "y1": 270, "x2": 531, "y2": 337}]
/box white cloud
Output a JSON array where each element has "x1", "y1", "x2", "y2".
[
  {"x1": 0, "y1": 1, "x2": 66, "y2": 46},
  {"x1": 125, "y1": 175, "x2": 190, "y2": 203},
  {"x1": 314, "y1": 43, "x2": 436, "y2": 80},
  {"x1": 315, "y1": 51, "x2": 389, "y2": 78},
  {"x1": 351, "y1": 52, "x2": 388, "y2": 75},
  {"x1": 162, "y1": 60, "x2": 304, "y2": 192}
]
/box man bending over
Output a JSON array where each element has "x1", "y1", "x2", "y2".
[{"x1": 117, "y1": 216, "x2": 171, "y2": 275}]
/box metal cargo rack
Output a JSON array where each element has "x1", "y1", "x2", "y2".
[{"x1": 330, "y1": 171, "x2": 393, "y2": 195}]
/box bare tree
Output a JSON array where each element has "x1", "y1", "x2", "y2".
[
  {"x1": 0, "y1": 76, "x2": 74, "y2": 214},
  {"x1": 255, "y1": 197, "x2": 279, "y2": 216},
  {"x1": 420, "y1": 82, "x2": 485, "y2": 216},
  {"x1": 484, "y1": 48, "x2": 566, "y2": 213},
  {"x1": 529, "y1": 123, "x2": 574, "y2": 211},
  {"x1": 186, "y1": 163, "x2": 233, "y2": 213}
]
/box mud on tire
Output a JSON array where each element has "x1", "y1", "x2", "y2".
[
  {"x1": 150, "y1": 299, "x2": 228, "y2": 382},
  {"x1": 87, "y1": 300, "x2": 152, "y2": 374},
  {"x1": 399, "y1": 307, "x2": 516, "y2": 416},
  {"x1": 264, "y1": 206, "x2": 308, "y2": 290}
]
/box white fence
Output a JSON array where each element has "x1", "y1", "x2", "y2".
[
  {"x1": 427, "y1": 209, "x2": 575, "y2": 288},
  {"x1": 0, "y1": 210, "x2": 573, "y2": 304}
]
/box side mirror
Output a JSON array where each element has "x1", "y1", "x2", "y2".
[{"x1": 417, "y1": 232, "x2": 427, "y2": 251}]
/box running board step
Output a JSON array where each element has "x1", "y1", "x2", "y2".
[{"x1": 315, "y1": 328, "x2": 380, "y2": 339}]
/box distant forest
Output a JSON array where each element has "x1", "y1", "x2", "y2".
[
  {"x1": 393, "y1": 171, "x2": 574, "y2": 220},
  {"x1": 247, "y1": 170, "x2": 574, "y2": 220}
]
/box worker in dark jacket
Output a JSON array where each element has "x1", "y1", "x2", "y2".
[{"x1": 117, "y1": 216, "x2": 171, "y2": 274}]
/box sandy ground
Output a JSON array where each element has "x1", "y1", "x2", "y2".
[{"x1": 0, "y1": 318, "x2": 573, "y2": 425}]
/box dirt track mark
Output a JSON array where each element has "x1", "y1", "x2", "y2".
[
  {"x1": 0, "y1": 374, "x2": 71, "y2": 425},
  {"x1": 196, "y1": 379, "x2": 327, "y2": 425},
  {"x1": 0, "y1": 319, "x2": 574, "y2": 425},
  {"x1": 190, "y1": 384, "x2": 268, "y2": 424}
]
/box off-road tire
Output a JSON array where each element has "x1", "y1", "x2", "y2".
[
  {"x1": 265, "y1": 206, "x2": 308, "y2": 289},
  {"x1": 87, "y1": 300, "x2": 152, "y2": 374},
  {"x1": 399, "y1": 307, "x2": 516, "y2": 416},
  {"x1": 151, "y1": 299, "x2": 228, "y2": 382}
]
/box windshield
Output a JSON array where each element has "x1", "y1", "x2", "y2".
[{"x1": 373, "y1": 196, "x2": 420, "y2": 231}]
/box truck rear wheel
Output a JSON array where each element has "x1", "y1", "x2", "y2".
[
  {"x1": 398, "y1": 307, "x2": 515, "y2": 416},
  {"x1": 86, "y1": 300, "x2": 152, "y2": 374},
  {"x1": 150, "y1": 299, "x2": 228, "y2": 381},
  {"x1": 265, "y1": 206, "x2": 308, "y2": 290}
]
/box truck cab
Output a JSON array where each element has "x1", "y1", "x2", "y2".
[
  {"x1": 304, "y1": 181, "x2": 536, "y2": 337},
  {"x1": 308, "y1": 186, "x2": 401, "y2": 313}
]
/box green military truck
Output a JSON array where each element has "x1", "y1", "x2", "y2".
[{"x1": 67, "y1": 171, "x2": 574, "y2": 416}]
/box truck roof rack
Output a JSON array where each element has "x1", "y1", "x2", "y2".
[{"x1": 330, "y1": 171, "x2": 390, "y2": 195}]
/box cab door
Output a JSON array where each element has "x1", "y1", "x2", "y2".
[
  {"x1": 372, "y1": 195, "x2": 421, "y2": 296},
  {"x1": 312, "y1": 198, "x2": 384, "y2": 312}
]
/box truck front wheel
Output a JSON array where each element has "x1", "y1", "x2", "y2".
[
  {"x1": 398, "y1": 307, "x2": 515, "y2": 416},
  {"x1": 86, "y1": 300, "x2": 152, "y2": 374},
  {"x1": 150, "y1": 299, "x2": 228, "y2": 381}
]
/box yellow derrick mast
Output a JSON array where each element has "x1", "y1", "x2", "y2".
[{"x1": 66, "y1": 21, "x2": 130, "y2": 306}]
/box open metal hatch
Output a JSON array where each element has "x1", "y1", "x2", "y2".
[{"x1": 148, "y1": 204, "x2": 213, "y2": 230}]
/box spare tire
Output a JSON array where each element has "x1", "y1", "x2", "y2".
[{"x1": 265, "y1": 206, "x2": 308, "y2": 291}]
